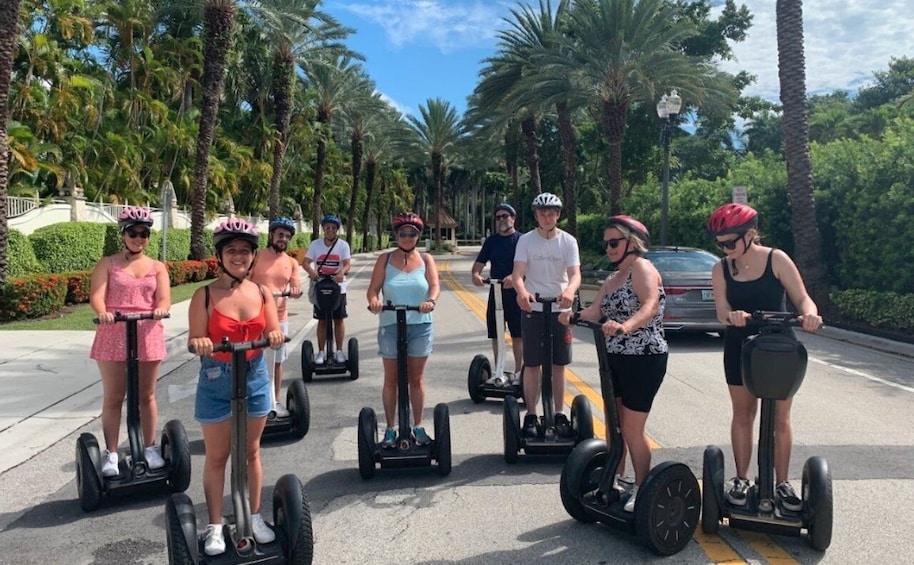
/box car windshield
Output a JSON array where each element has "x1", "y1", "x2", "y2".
[{"x1": 645, "y1": 250, "x2": 718, "y2": 273}]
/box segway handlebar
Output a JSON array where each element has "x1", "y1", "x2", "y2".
[
  {"x1": 571, "y1": 313, "x2": 624, "y2": 335},
  {"x1": 380, "y1": 302, "x2": 421, "y2": 312},
  {"x1": 746, "y1": 311, "x2": 806, "y2": 328},
  {"x1": 188, "y1": 336, "x2": 291, "y2": 354},
  {"x1": 534, "y1": 294, "x2": 558, "y2": 304},
  {"x1": 93, "y1": 311, "x2": 171, "y2": 324},
  {"x1": 272, "y1": 291, "x2": 293, "y2": 298}
]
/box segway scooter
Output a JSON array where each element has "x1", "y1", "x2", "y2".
[
  {"x1": 263, "y1": 291, "x2": 310, "y2": 440},
  {"x1": 301, "y1": 274, "x2": 359, "y2": 382},
  {"x1": 166, "y1": 336, "x2": 313, "y2": 564},
  {"x1": 559, "y1": 317, "x2": 700, "y2": 555},
  {"x1": 76, "y1": 312, "x2": 191, "y2": 512},
  {"x1": 503, "y1": 296, "x2": 594, "y2": 463},
  {"x1": 702, "y1": 311, "x2": 832, "y2": 551},
  {"x1": 468, "y1": 278, "x2": 523, "y2": 403},
  {"x1": 357, "y1": 303, "x2": 451, "y2": 479}
]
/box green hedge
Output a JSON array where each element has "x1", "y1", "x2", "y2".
[
  {"x1": 8, "y1": 229, "x2": 43, "y2": 276},
  {"x1": 30, "y1": 223, "x2": 109, "y2": 273},
  {"x1": 831, "y1": 289, "x2": 914, "y2": 333}
]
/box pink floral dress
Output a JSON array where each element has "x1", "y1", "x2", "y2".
[{"x1": 90, "y1": 260, "x2": 167, "y2": 362}]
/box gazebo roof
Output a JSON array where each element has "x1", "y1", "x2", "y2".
[{"x1": 426, "y1": 209, "x2": 458, "y2": 228}]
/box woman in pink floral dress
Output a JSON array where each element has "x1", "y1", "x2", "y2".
[{"x1": 89, "y1": 207, "x2": 171, "y2": 478}]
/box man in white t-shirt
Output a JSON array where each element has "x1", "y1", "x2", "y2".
[
  {"x1": 303, "y1": 214, "x2": 352, "y2": 364},
  {"x1": 511, "y1": 192, "x2": 581, "y2": 439}
]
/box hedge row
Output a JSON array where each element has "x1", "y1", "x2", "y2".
[{"x1": 831, "y1": 289, "x2": 914, "y2": 333}]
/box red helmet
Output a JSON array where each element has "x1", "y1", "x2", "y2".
[
  {"x1": 393, "y1": 212, "x2": 424, "y2": 232},
  {"x1": 607, "y1": 215, "x2": 650, "y2": 245},
  {"x1": 213, "y1": 218, "x2": 259, "y2": 251},
  {"x1": 117, "y1": 207, "x2": 154, "y2": 232},
  {"x1": 707, "y1": 203, "x2": 758, "y2": 236}
]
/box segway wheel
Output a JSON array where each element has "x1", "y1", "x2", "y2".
[
  {"x1": 273, "y1": 474, "x2": 314, "y2": 565},
  {"x1": 433, "y1": 403, "x2": 452, "y2": 477},
  {"x1": 467, "y1": 354, "x2": 490, "y2": 404},
  {"x1": 635, "y1": 462, "x2": 701, "y2": 556},
  {"x1": 357, "y1": 407, "x2": 377, "y2": 480},
  {"x1": 301, "y1": 340, "x2": 314, "y2": 382},
  {"x1": 288, "y1": 380, "x2": 311, "y2": 438},
  {"x1": 347, "y1": 337, "x2": 359, "y2": 380},
  {"x1": 75, "y1": 433, "x2": 102, "y2": 512},
  {"x1": 503, "y1": 396, "x2": 521, "y2": 464},
  {"x1": 701, "y1": 445, "x2": 724, "y2": 534},
  {"x1": 162, "y1": 419, "x2": 191, "y2": 493},
  {"x1": 571, "y1": 394, "x2": 594, "y2": 442},
  {"x1": 165, "y1": 493, "x2": 198, "y2": 565},
  {"x1": 559, "y1": 439, "x2": 605, "y2": 523},
  {"x1": 802, "y1": 456, "x2": 833, "y2": 551}
]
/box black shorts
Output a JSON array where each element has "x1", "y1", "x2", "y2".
[
  {"x1": 609, "y1": 353, "x2": 668, "y2": 413},
  {"x1": 521, "y1": 311, "x2": 572, "y2": 367},
  {"x1": 723, "y1": 327, "x2": 755, "y2": 386},
  {"x1": 487, "y1": 287, "x2": 522, "y2": 339},
  {"x1": 313, "y1": 293, "x2": 348, "y2": 320}
]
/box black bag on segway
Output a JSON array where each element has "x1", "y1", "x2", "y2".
[
  {"x1": 314, "y1": 276, "x2": 342, "y2": 312},
  {"x1": 740, "y1": 327, "x2": 807, "y2": 400}
]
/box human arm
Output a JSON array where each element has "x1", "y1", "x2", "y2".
[
  {"x1": 89, "y1": 257, "x2": 114, "y2": 324},
  {"x1": 772, "y1": 249, "x2": 822, "y2": 332},
  {"x1": 420, "y1": 254, "x2": 440, "y2": 314},
  {"x1": 261, "y1": 285, "x2": 285, "y2": 348},
  {"x1": 333, "y1": 257, "x2": 351, "y2": 285},
  {"x1": 559, "y1": 264, "x2": 581, "y2": 310},
  {"x1": 557, "y1": 276, "x2": 606, "y2": 326},
  {"x1": 712, "y1": 260, "x2": 749, "y2": 327},
  {"x1": 512, "y1": 260, "x2": 533, "y2": 313},
  {"x1": 471, "y1": 261, "x2": 486, "y2": 287},
  {"x1": 366, "y1": 254, "x2": 388, "y2": 313},
  {"x1": 187, "y1": 287, "x2": 213, "y2": 356},
  {"x1": 288, "y1": 255, "x2": 303, "y2": 298},
  {"x1": 153, "y1": 260, "x2": 171, "y2": 319}
]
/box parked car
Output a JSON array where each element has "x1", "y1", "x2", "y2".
[{"x1": 578, "y1": 246, "x2": 724, "y2": 334}]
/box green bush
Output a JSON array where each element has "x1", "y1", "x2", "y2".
[
  {"x1": 8, "y1": 229, "x2": 43, "y2": 276},
  {"x1": 0, "y1": 273, "x2": 67, "y2": 320},
  {"x1": 30, "y1": 223, "x2": 109, "y2": 273},
  {"x1": 148, "y1": 228, "x2": 191, "y2": 262},
  {"x1": 831, "y1": 289, "x2": 914, "y2": 332}
]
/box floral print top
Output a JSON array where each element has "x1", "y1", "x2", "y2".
[{"x1": 600, "y1": 272, "x2": 668, "y2": 355}]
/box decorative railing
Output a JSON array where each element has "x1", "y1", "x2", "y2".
[{"x1": 6, "y1": 196, "x2": 41, "y2": 218}]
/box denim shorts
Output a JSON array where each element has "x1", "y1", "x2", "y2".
[
  {"x1": 377, "y1": 322, "x2": 433, "y2": 359},
  {"x1": 195, "y1": 353, "x2": 271, "y2": 424}
]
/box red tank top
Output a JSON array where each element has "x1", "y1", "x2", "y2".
[{"x1": 206, "y1": 286, "x2": 267, "y2": 361}]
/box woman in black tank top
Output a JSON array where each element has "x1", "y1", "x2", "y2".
[{"x1": 707, "y1": 203, "x2": 823, "y2": 513}]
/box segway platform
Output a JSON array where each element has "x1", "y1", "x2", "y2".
[
  {"x1": 468, "y1": 278, "x2": 523, "y2": 403},
  {"x1": 301, "y1": 276, "x2": 359, "y2": 382}
]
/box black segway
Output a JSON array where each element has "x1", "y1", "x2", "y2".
[
  {"x1": 357, "y1": 303, "x2": 451, "y2": 479},
  {"x1": 301, "y1": 275, "x2": 359, "y2": 382},
  {"x1": 263, "y1": 292, "x2": 310, "y2": 440},
  {"x1": 559, "y1": 317, "x2": 701, "y2": 555},
  {"x1": 166, "y1": 336, "x2": 313, "y2": 564},
  {"x1": 468, "y1": 278, "x2": 523, "y2": 403},
  {"x1": 503, "y1": 296, "x2": 594, "y2": 463},
  {"x1": 76, "y1": 312, "x2": 190, "y2": 512},
  {"x1": 702, "y1": 311, "x2": 832, "y2": 551}
]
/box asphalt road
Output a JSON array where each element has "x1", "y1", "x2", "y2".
[{"x1": 0, "y1": 250, "x2": 912, "y2": 564}]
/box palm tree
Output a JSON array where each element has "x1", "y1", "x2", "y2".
[
  {"x1": 407, "y1": 98, "x2": 463, "y2": 246},
  {"x1": 776, "y1": 0, "x2": 832, "y2": 313},
  {"x1": 0, "y1": 0, "x2": 24, "y2": 284}
]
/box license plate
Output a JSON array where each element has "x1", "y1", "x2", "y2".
[{"x1": 701, "y1": 289, "x2": 713, "y2": 301}]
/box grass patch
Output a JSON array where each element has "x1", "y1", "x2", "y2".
[{"x1": 0, "y1": 280, "x2": 209, "y2": 331}]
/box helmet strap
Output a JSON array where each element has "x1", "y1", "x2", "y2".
[
  {"x1": 610, "y1": 240, "x2": 638, "y2": 268},
  {"x1": 397, "y1": 246, "x2": 417, "y2": 266},
  {"x1": 216, "y1": 251, "x2": 254, "y2": 288},
  {"x1": 728, "y1": 234, "x2": 752, "y2": 276}
]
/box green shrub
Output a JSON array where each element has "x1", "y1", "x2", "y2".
[
  {"x1": 0, "y1": 274, "x2": 67, "y2": 320},
  {"x1": 62, "y1": 270, "x2": 93, "y2": 304},
  {"x1": 831, "y1": 289, "x2": 914, "y2": 332},
  {"x1": 166, "y1": 260, "x2": 208, "y2": 285},
  {"x1": 8, "y1": 229, "x2": 43, "y2": 276},
  {"x1": 30, "y1": 223, "x2": 108, "y2": 273},
  {"x1": 148, "y1": 228, "x2": 192, "y2": 262}
]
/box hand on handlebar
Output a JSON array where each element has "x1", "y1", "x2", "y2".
[
  {"x1": 472, "y1": 272, "x2": 484, "y2": 287},
  {"x1": 266, "y1": 329, "x2": 286, "y2": 349},
  {"x1": 602, "y1": 320, "x2": 625, "y2": 336},
  {"x1": 153, "y1": 308, "x2": 169, "y2": 320},
  {"x1": 367, "y1": 298, "x2": 383, "y2": 314},
  {"x1": 797, "y1": 313, "x2": 823, "y2": 333},
  {"x1": 517, "y1": 291, "x2": 534, "y2": 313},
  {"x1": 726, "y1": 310, "x2": 751, "y2": 327},
  {"x1": 96, "y1": 311, "x2": 116, "y2": 325},
  {"x1": 188, "y1": 336, "x2": 214, "y2": 357}
]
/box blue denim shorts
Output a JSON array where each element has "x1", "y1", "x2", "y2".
[
  {"x1": 377, "y1": 322, "x2": 433, "y2": 359},
  {"x1": 195, "y1": 353, "x2": 271, "y2": 424}
]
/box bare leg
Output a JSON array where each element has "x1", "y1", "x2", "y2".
[
  {"x1": 523, "y1": 365, "x2": 541, "y2": 415},
  {"x1": 512, "y1": 339, "x2": 524, "y2": 374},
  {"x1": 619, "y1": 405, "x2": 651, "y2": 485},
  {"x1": 729, "y1": 384, "x2": 758, "y2": 479},
  {"x1": 98, "y1": 360, "x2": 127, "y2": 453},
  {"x1": 316, "y1": 319, "x2": 327, "y2": 352},
  {"x1": 552, "y1": 364, "x2": 566, "y2": 413},
  {"x1": 382, "y1": 358, "x2": 398, "y2": 428},
  {"x1": 407, "y1": 356, "x2": 429, "y2": 427},
  {"x1": 201, "y1": 420, "x2": 231, "y2": 524},
  {"x1": 613, "y1": 397, "x2": 629, "y2": 477},
  {"x1": 334, "y1": 319, "x2": 346, "y2": 351},
  {"x1": 138, "y1": 361, "x2": 161, "y2": 447},
  {"x1": 774, "y1": 398, "x2": 794, "y2": 484},
  {"x1": 273, "y1": 362, "x2": 283, "y2": 401},
  {"x1": 247, "y1": 416, "x2": 268, "y2": 513}
]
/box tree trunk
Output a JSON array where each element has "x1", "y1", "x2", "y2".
[
  {"x1": 602, "y1": 98, "x2": 628, "y2": 216},
  {"x1": 190, "y1": 2, "x2": 235, "y2": 260},
  {"x1": 360, "y1": 159, "x2": 377, "y2": 252},
  {"x1": 776, "y1": 0, "x2": 834, "y2": 316},
  {"x1": 556, "y1": 100, "x2": 578, "y2": 237},
  {"x1": 346, "y1": 131, "x2": 362, "y2": 244},
  {"x1": 0, "y1": 0, "x2": 24, "y2": 283},
  {"x1": 521, "y1": 114, "x2": 541, "y2": 196},
  {"x1": 311, "y1": 118, "x2": 329, "y2": 241},
  {"x1": 268, "y1": 52, "x2": 294, "y2": 221},
  {"x1": 432, "y1": 152, "x2": 442, "y2": 246}
]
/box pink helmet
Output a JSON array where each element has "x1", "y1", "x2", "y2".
[
  {"x1": 213, "y1": 218, "x2": 259, "y2": 251},
  {"x1": 607, "y1": 215, "x2": 650, "y2": 245},
  {"x1": 707, "y1": 203, "x2": 758, "y2": 236},
  {"x1": 392, "y1": 212, "x2": 424, "y2": 232},
  {"x1": 117, "y1": 207, "x2": 154, "y2": 232}
]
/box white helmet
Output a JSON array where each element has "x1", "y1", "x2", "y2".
[{"x1": 531, "y1": 192, "x2": 562, "y2": 210}]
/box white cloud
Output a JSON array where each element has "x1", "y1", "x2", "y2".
[
  {"x1": 334, "y1": 0, "x2": 503, "y2": 54},
  {"x1": 714, "y1": 1, "x2": 914, "y2": 102},
  {"x1": 377, "y1": 90, "x2": 413, "y2": 117}
]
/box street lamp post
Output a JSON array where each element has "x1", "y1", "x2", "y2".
[
  {"x1": 657, "y1": 90, "x2": 682, "y2": 246},
  {"x1": 160, "y1": 179, "x2": 177, "y2": 262}
]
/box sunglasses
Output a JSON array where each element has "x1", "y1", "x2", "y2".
[
  {"x1": 126, "y1": 228, "x2": 150, "y2": 239},
  {"x1": 494, "y1": 214, "x2": 512, "y2": 220},
  {"x1": 715, "y1": 236, "x2": 742, "y2": 250},
  {"x1": 601, "y1": 237, "x2": 625, "y2": 251},
  {"x1": 398, "y1": 230, "x2": 420, "y2": 238}
]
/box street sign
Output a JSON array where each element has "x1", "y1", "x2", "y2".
[{"x1": 732, "y1": 186, "x2": 748, "y2": 204}]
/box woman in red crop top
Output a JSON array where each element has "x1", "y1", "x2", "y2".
[{"x1": 187, "y1": 219, "x2": 284, "y2": 556}]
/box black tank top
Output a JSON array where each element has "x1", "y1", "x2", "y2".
[{"x1": 723, "y1": 250, "x2": 786, "y2": 346}]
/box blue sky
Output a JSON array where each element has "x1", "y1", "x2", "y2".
[{"x1": 324, "y1": 0, "x2": 914, "y2": 119}]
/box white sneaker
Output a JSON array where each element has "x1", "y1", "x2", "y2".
[
  {"x1": 251, "y1": 513, "x2": 275, "y2": 544},
  {"x1": 624, "y1": 485, "x2": 639, "y2": 512},
  {"x1": 273, "y1": 401, "x2": 290, "y2": 418},
  {"x1": 204, "y1": 524, "x2": 225, "y2": 556},
  {"x1": 335, "y1": 350, "x2": 347, "y2": 364},
  {"x1": 144, "y1": 445, "x2": 166, "y2": 469},
  {"x1": 314, "y1": 351, "x2": 326, "y2": 365},
  {"x1": 102, "y1": 450, "x2": 119, "y2": 477}
]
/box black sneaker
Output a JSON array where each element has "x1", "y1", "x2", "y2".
[
  {"x1": 724, "y1": 476, "x2": 750, "y2": 506},
  {"x1": 523, "y1": 414, "x2": 539, "y2": 438},
  {"x1": 554, "y1": 413, "x2": 573, "y2": 438},
  {"x1": 776, "y1": 481, "x2": 802, "y2": 512}
]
